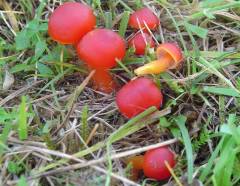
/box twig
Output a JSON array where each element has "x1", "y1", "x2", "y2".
[
  {"x1": 7, "y1": 145, "x2": 140, "y2": 186},
  {"x1": 7, "y1": 138, "x2": 178, "y2": 185},
  {"x1": 51, "y1": 138, "x2": 179, "y2": 170},
  {"x1": 30, "y1": 91, "x2": 65, "y2": 104},
  {"x1": 7, "y1": 129, "x2": 199, "y2": 185},
  {"x1": 51, "y1": 103, "x2": 76, "y2": 136},
  {"x1": 7, "y1": 137, "x2": 47, "y2": 148},
  {"x1": 51, "y1": 71, "x2": 95, "y2": 135},
  {"x1": 86, "y1": 124, "x2": 99, "y2": 145},
  {"x1": 0, "y1": 80, "x2": 43, "y2": 106},
  {"x1": 165, "y1": 161, "x2": 184, "y2": 186}
]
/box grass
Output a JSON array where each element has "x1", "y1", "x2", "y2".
[
  {"x1": 175, "y1": 116, "x2": 193, "y2": 184},
  {"x1": 0, "y1": 0, "x2": 240, "y2": 185}
]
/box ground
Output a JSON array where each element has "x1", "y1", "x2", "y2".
[{"x1": 1, "y1": 0, "x2": 240, "y2": 186}]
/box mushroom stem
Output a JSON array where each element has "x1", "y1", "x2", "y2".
[
  {"x1": 129, "y1": 168, "x2": 141, "y2": 181},
  {"x1": 125, "y1": 155, "x2": 144, "y2": 181},
  {"x1": 91, "y1": 69, "x2": 116, "y2": 93},
  {"x1": 134, "y1": 54, "x2": 173, "y2": 75}
]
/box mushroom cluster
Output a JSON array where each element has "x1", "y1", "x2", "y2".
[
  {"x1": 128, "y1": 7, "x2": 160, "y2": 55},
  {"x1": 48, "y1": 2, "x2": 126, "y2": 93},
  {"x1": 48, "y1": 2, "x2": 183, "y2": 182}
]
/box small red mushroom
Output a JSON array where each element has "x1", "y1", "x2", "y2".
[
  {"x1": 129, "y1": 7, "x2": 160, "y2": 30},
  {"x1": 77, "y1": 29, "x2": 126, "y2": 93},
  {"x1": 128, "y1": 32, "x2": 155, "y2": 55},
  {"x1": 134, "y1": 43, "x2": 183, "y2": 75},
  {"x1": 48, "y1": 2, "x2": 96, "y2": 44},
  {"x1": 143, "y1": 147, "x2": 176, "y2": 180},
  {"x1": 116, "y1": 77, "x2": 163, "y2": 118}
]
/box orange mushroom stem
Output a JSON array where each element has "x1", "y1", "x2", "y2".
[
  {"x1": 134, "y1": 43, "x2": 183, "y2": 75},
  {"x1": 126, "y1": 155, "x2": 144, "y2": 181},
  {"x1": 126, "y1": 155, "x2": 144, "y2": 170},
  {"x1": 91, "y1": 69, "x2": 116, "y2": 93}
]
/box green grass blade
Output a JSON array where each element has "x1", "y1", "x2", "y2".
[
  {"x1": 184, "y1": 22, "x2": 208, "y2": 39},
  {"x1": 80, "y1": 105, "x2": 89, "y2": 142},
  {"x1": 117, "y1": 0, "x2": 133, "y2": 12},
  {"x1": 116, "y1": 59, "x2": 134, "y2": 77},
  {"x1": 18, "y1": 96, "x2": 27, "y2": 140},
  {"x1": 0, "y1": 122, "x2": 12, "y2": 155},
  {"x1": 175, "y1": 115, "x2": 193, "y2": 184},
  {"x1": 159, "y1": 73, "x2": 184, "y2": 94},
  {"x1": 17, "y1": 175, "x2": 28, "y2": 186},
  {"x1": 105, "y1": 12, "x2": 112, "y2": 29},
  {"x1": 203, "y1": 86, "x2": 240, "y2": 97},
  {"x1": 37, "y1": 68, "x2": 72, "y2": 96},
  {"x1": 199, "y1": 136, "x2": 224, "y2": 182},
  {"x1": 213, "y1": 137, "x2": 236, "y2": 186},
  {"x1": 199, "y1": 57, "x2": 240, "y2": 94},
  {"x1": 118, "y1": 11, "x2": 130, "y2": 37},
  {"x1": 186, "y1": 2, "x2": 240, "y2": 21}
]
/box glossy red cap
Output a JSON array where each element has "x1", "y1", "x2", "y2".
[
  {"x1": 129, "y1": 7, "x2": 160, "y2": 30},
  {"x1": 77, "y1": 29, "x2": 126, "y2": 69},
  {"x1": 48, "y1": 2, "x2": 96, "y2": 44},
  {"x1": 128, "y1": 32, "x2": 155, "y2": 55},
  {"x1": 143, "y1": 147, "x2": 176, "y2": 180},
  {"x1": 116, "y1": 77, "x2": 163, "y2": 118}
]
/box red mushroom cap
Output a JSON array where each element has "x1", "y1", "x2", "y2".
[
  {"x1": 116, "y1": 77, "x2": 163, "y2": 118},
  {"x1": 129, "y1": 7, "x2": 160, "y2": 30},
  {"x1": 48, "y1": 2, "x2": 96, "y2": 44},
  {"x1": 77, "y1": 29, "x2": 126, "y2": 69},
  {"x1": 128, "y1": 32, "x2": 155, "y2": 55},
  {"x1": 143, "y1": 147, "x2": 176, "y2": 180},
  {"x1": 156, "y1": 43, "x2": 183, "y2": 68}
]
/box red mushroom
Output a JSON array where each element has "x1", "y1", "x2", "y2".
[
  {"x1": 48, "y1": 2, "x2": 96, "y2": 44},
  {"x1": 143, "y1": 147, "x2": 176, "y2": 180},
  {"x1": 129, "y1": 7, "x2": 160, "y2": 30},
  {"x1": 77, "y1": 29, "x2": 126, "y2": 93},
  {"x1": 116, "y1": 77, "x2": 163, "y2": 118},
  {"x1": 134, "y1": 43, "x2": 183, "y2": 75},
  {"x1": 128, "y1": 32, "x2": 155, "y2": 55}
]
